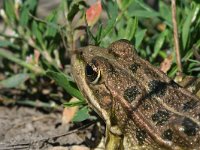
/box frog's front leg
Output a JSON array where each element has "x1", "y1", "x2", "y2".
[
  {"x1": 105, "y1": 126, "x2": 124, "y2": 150},
  {"x1": 103, "y1": 118, "x2": 124, "y2": 149}
]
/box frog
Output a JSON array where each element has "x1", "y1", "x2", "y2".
[{"x1": 71, "y1": 39, "x2": 200, "y2": 150}]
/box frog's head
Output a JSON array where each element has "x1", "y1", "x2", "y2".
[{"x1": 72, "y1": 39, "x2": 136, "y2": 124}]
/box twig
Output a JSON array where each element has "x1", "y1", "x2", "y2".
[
  {"x1": 0, "y1": 143, "x2": 29, "y2": 150},
  {"x1": 171, "y1": 0, "x2": 182, "y2": 73},
  {"x1": 39, "y1": 121, "x2": 95, "y2": 141}
]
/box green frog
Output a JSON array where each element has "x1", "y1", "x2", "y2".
[{"x1": 71, "y1": 39, "x2": 200, "y2": 150}]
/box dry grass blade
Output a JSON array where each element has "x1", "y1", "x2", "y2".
[{"x1": 171, "y1": 0, "x2": 182, "y2": 73}]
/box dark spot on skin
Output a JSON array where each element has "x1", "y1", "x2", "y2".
[
  {"x1": 142, "y1": 102, "x2": 151, "y2": 110},
  {"x1": 148, "y1": 80, "x2": 167, "y2": 96},
  {"x1": 183, "y1": 100, "x2": 198, "y2": 111},
  {"x1": 182, "y1": 117, "x2": 199, "y2": 136},
  {"x1": 136, "y1": 128, "x2": 147, "y2": 145},
  {"x1": 152, "y1": 110, "x2": 170, "y2": 125},
  {"x1": 162, "y1": 129, "x2": 173, "y2": 141},
  {"x1": 144, "y1": 69, "x2": 160, "y2": 78},
  {"x1": 129, "y1": 63, "x2": 140, "y2": 74},
  {"x1": 124, "y1": 86, "x2": 140, "y2": 102}
]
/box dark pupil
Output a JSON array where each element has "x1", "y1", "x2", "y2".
[{"x1": 85, "y1": 64, "x2": 98, "y2": 82}]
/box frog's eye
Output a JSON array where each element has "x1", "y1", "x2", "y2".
[{"x1": 85, "y1": 63, "x2": 101, "y2": 84}]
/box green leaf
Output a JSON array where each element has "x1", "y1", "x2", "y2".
[
  {"x1": 101, "y1": 18, "x2": 117, "y2": 39},
  {"x1": 182, "y1": 49, "x2": 193, "y2": 62},
  {"x1": 0, "y1": 41, "x2": 20, "y2": 49},
  {"x1": 129, "y1": 10, "x2": 159, "y2": 18},
  {"x1": 64, "y1": 100, "x2": 86, "y2": 107},
  {"x1": 135, "y1": 29, "x2": 146, "y2": 49},
  {"x1": 125, "y1": 17, "x2": 138, "y2": 40},
  {"x1": 86, "y1": 24, "x2": 96, "y2": 45},
  {"x1": 152, "y1": 30, "x2": 168, "y2": 60},
  {"x1": 168, "y1": 66, "x2": 178, "y2": 78},
  {"x1": 46, "y1": 23, "x2": 58, "y2": 38},
  {"x1": 0, "y1": 73, "x2": 29, "y2": 88},
  {"x1": 100, "y1": 2, "x2": 118, "y2": 40},
  {"x1": 108, "y1": 1, "x2": 118, "y2": 18},
  {"x1": 95, "y1": 23, "x2": 103, "y2": 44},
  {"x1": 45, "y1": 11, "x2": 58, "y2": 37},
  {"x1": 24, "y1": 0, "x2": 38, "y2": 12},
  {"x1": 32, "y1": 21, "x2": 43, "y2": 45},
  {"x1": 135, "y1": 0, "x2": 155, "y2": 12},
  {"x1": 46, "y1": 70, "x2": 84, "y2": 101},
  {"x1": 118, "y1": 0, "x2": 134, "y2": 10},
  {"x1": 19, "y1": 7, "x2": 29, "y2": 26},
  {"x1": 182, "y1": 8, "x2": 196, "y2": 50},
  {"x1": 187, "y1": 59, "x2": 200, "y2": 64},
  {"x1": 68, "y1": 0, "x2": 87, "y2": 21},
  {"x1": 159, "y1": 1, "x2": 172, "y2": 27},
  {"x1": 72, "y1": 106, "x2": 91, "y2": 122},
  {"x1": 0, "y1": 41, "x2": 11, "y2": 47},
  {"x1": 158, "y1": 51, "x2": 167, "y2": 59},
  {"x1": 3, "y1": 0, "x2": 16, "y2": 23},
  {"x1": 189, "y1": 67, "x2": 200, "y2": 72}
]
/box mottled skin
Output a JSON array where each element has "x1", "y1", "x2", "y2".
[{"x1": 71, "y1": 40, "x2": 200, "y2": 150}]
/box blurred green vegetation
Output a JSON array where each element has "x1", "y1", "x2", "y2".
[{"x1": 0, "y1": 0, "x2": 199, "y2": 121}]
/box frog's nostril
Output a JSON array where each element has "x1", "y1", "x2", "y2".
[{"x1": 85, "y1": 63, "x2": 101, "y2": 84}]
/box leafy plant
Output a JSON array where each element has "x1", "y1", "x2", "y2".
[{"x1": 0, "y1": 0, "x2": 199, "y2": 122}]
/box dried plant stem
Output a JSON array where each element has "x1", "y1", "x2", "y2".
[{"x1": 171, "y1": 0, "x2": 182, "y2": 73}]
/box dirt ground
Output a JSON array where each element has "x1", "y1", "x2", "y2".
[{"x1": 0, "y1": 106, "x2": 104, "y2": 150}]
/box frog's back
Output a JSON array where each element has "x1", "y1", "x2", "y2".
[{"x1": 105, "y1": 40, "x2": 200, "y2": 149}]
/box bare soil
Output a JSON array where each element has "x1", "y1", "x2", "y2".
[{"x1": 0, "y1": 106, "x2": 103, "y2": 150}]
